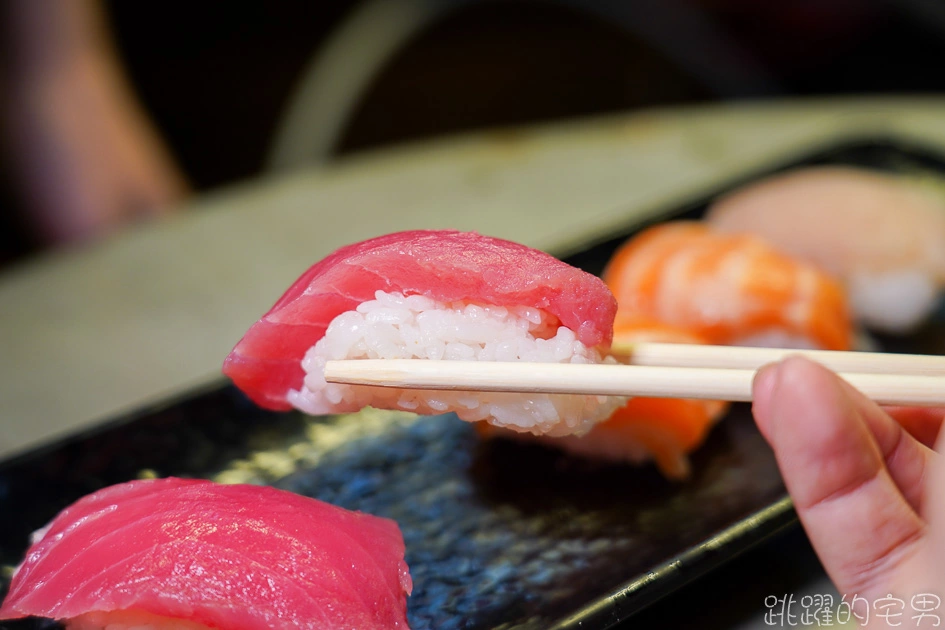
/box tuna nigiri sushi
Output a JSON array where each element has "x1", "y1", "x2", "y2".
[
  {"x1": 707, "y1": 166, "x2": 945, "y2": 333},
  {"x1": 478, "y1": 318, "x2": 730, "y2": 479},
  {"x1": 224, "y1": 230, "x2": 622, "y2": 437},
  {"x1": 0, "y1": 478, "x2": 412, "y2": 630},
  {"x1": 603, "y1": 221, "x2": 853, "y2": 350}
]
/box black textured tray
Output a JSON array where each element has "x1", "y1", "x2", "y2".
[{"x1": 3, "y1": 137, "x2": 945, "y2": 630}]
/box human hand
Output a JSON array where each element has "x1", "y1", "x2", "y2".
[{"x1": 752, "y1": 357, "x2": 944, "y2": 627}]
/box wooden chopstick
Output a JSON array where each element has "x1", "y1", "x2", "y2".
[
  {"x1": 323, "y1": 357, "x2": 945, "y2": 407},
  {"x1": 616, "y1": 343, "x2": 945, "y2": 375}
]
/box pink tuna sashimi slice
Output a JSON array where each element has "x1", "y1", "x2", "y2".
[
  {"x1": 0, "y1": 478, "x2": 412, "y2": 630},
  {"x1": 223, "y1": 230, "x2": 618, "y2": 411}
]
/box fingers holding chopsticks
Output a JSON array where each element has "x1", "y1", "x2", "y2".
[{"x1": 752, "y1": 356, "x2": 939, "y2": 602}]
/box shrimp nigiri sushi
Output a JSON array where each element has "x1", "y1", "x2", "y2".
[
  {"x1": 224, "y1": 230, "x2": 622, "y2": 437},
  {"x1": 603, "y1": 221, "x2": 853, "y2": 350},
  {"x1": 0, "y1": 478, "x2": 412, "y2": 629},
  {"x1": 477, "y1": 318, "x2": 730, "y2": 479},
  {"x1": 707, "y1": 166, "x2": 945, "y2": 333}
]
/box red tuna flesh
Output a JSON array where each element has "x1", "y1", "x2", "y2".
[
  {"x1": 223, "y1": 230, "x2": 617, "y2": 410},
  {"x1": 0, "y1": 478, "x2": 412, "y2": 629}
]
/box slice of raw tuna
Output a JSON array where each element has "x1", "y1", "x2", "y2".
[{"x1": 0, "y1": 478, "x2": 412, "y2": 630}]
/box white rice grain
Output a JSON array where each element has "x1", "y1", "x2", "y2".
[{"x1": 287, "y1": 291, "x2": 622, "y2": 436}]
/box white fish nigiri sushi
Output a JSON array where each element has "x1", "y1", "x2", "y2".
[
  {"x1": 224, "y1": 230, "x2": 622, "y2": 437},
  {"x1": 707, "y1": 166, "x2": 945, "y2": 333},
  {"x1": 0, "y1": 478, "x2": 412, "y2": 629}
]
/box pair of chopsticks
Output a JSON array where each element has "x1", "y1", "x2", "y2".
[{"x1": 323, "y1": 343, "x2": 945, "y2": 407}]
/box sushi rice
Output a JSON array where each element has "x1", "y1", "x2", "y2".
[{"x1": 288, "y1": 290, "x2": 623, "y2": 437}]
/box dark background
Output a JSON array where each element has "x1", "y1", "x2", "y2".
[
  {"x1": 105, "y1": 0, "x2": 945, "y2": 189},
  {"x1": 3, "y1": 0, "x2": 945, "y2": 262}
]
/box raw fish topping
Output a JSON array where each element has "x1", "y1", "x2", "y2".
[
  {"x1": 707, "y1": 166, "x2": 945, "y2": 333},
  {"x1": 602, "y1": 222, "x2": 852, "y2": 350},
  {"x1": 0, "y1": 478, "x2": 412, "y2": 630}
]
